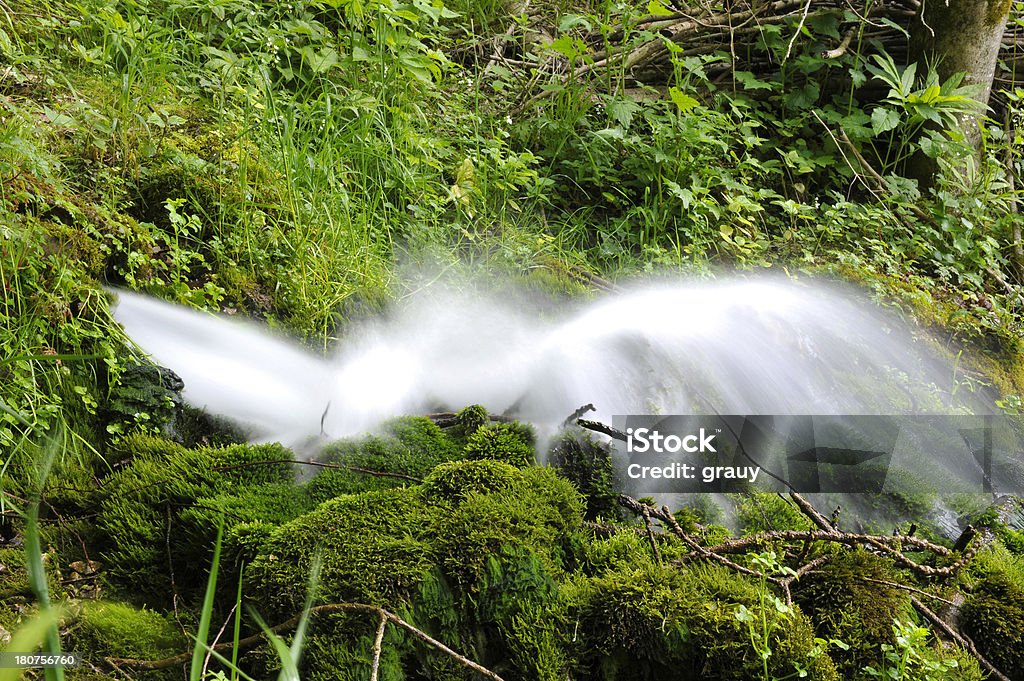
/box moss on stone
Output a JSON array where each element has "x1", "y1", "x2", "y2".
[
  {"x1": 309, "y1": 416, "x2": 462, "y2": 501},
  {"x1": 464, "y1": 422, "x2": 536, "y2": 468},
  {"x1": 961, "y1": 548, "x2": 1024, "y2": 680},
  {"x1": 792, "y1": 550, "x2": 912, "y2": 674},
  {"x1": 565, "y1": 562, "x2": 839, "y2": 681},
  {"x1": 97, "y1": 435, "x2": 298, "y2": 604},
  {"x1": 69, "y1": 600, "x2": 185, "y2": 662}
]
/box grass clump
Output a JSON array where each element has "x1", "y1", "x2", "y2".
[{"x1": 547, "y1": 431, "x2": 618, "y2": 520}]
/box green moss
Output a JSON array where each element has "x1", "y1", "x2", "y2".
[
  {"x1": 247, "y1": 487, "x2": 435, "y2": 616},
  {"x1": 792, "y1": 550, "x2": 912, "y2": 674},
  {"x1": 309, "y1": 416, "x2": 462, "y2": 500},
  {"x1": 246, "y1": 464, "x2": 584, "y2": 681},
  {"x1": 732, "y1": 492, "x2": 813, "y2": 534},
  {"x1": 97, "y1": 436, "x2": 298, "y2": 604},
  {"x1": 456, "y1": 404, "x2": 489, "y2": 436},
  {"x1": 962, "y1": 573, "x2": 1024, "y2": 680},
  {"x1": 421, "y1": 459, "x2": 522, "y2": 503},
  {"x1": 565, "y1": 562, "x2": 839, "y2": 681},
  {"x1": 464, "y1": 422, "x2": 536, "y2": 468},
  {"x1": 547, "y1": 431, "x2": 618, "y2": 520},
  {"x1": 432, "y1": 467, "x2": 583, "y2": 586},
  {"x1": 69, "y1": 600, "x2": 185, "y2": 660}
]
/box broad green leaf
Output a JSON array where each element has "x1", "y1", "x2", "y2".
[
  {"x1": 646, "y1": 0, "x2": 673, "y2": 16},
  {"x1": 871, "y1": 107, "x2": 900, "y2": 134},
  {"x1": 669, "y1": 87, "x2": 699, "y2": 112}
]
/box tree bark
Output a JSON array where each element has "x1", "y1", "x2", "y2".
[{"x1": 911, "y1": 0, "x2": 1012, "y2": 115}]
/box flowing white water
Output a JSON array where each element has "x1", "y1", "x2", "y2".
[{"x1": 111, "y1": 277, "x2": 983, "y2": 448}]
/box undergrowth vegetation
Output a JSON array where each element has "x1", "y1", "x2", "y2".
[{"x1": 2, "y1": 0, "x2": 1024, "y2": 678}]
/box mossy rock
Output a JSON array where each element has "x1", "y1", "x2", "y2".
[
  {"x1": 421, "y1": 459, "x2": 522, "y2": 503},
  {"x1": 791, "y1": 550, "x2": 911, "y2": 674},
  {"x1": 247, "y1": 487, "x2": 436, "y2": 617},
  {"x1": 68, "y1": 600, "x2": 184, "y2": 665},
  {"x1": 309, "y1": 416, "x2": 463, "y2": 501},
  {"x1": 245, "y1": 465, "x2": 584, "y2": 680},
  {"x1": 103, "y1": 360, "x2": 184, "y2": 438},
  {"x1": 431, "y1": 467, "x2": 583, "y2": 587},
  {"x1": 961, "y1": 570, "x2": 1024, "y2": 680},
  {"x1": 566, "y1": 562, "x2": 839, "y2": 681},
  {"x1": 464, "y1": 422, "x2": 536, "y2": 468},
  {"x1": 97, "y1": 435, "x2": 298, "y2": 604},
  {"x1": 547, "y1": 431, "x2": 618, "y2": 520}
]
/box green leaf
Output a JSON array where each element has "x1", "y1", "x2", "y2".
[
  {"x1": 669, "y1": 87, "x2": 699, "y2": 112},
  {"x1": 871, "y1": 107, "x2": 900, "y2": 134},
  {"x1": 191, "y1": 522, "x2": 224, "y2": 681},
  {"x1": 548, "y1": 35, "x2": 582, "y2": 60},
  {"x1": 606, "y1": 97, "x2": 641, "y2": 128},
  {"x1": 734, "y1": 71, "x2": 774, "y2": 91},
  {"x1": 646, "y1": 0, "x2": 674, "y2": 16}
]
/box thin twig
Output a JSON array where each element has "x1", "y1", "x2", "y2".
[
  {"x1": 784, "y1": 0, "x2": 813, "y2": 62},
  {"x1": 369, "y1": 612, "x2": 388, "y2": 681}
]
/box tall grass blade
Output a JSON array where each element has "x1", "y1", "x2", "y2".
[{"x1": 191, "y1": 520, "x2": 224, "y2": 680}]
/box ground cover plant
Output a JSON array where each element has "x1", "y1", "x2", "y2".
[{"x1": 2, "y1": 0, "x2": 1024, "y2": 678}]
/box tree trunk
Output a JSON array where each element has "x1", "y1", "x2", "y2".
[
  {"x1": 914, "y1": 0, "x2": 1012, "y2": 102},
  {"x1": 909, "y1": 0, "x2": 1012, "y2": 162}
]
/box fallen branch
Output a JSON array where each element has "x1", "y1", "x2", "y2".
[
  {"x1": 577, "y1": 418, "x2": 628, "y2": 442},
  {"x1": 910, "y1": 596, "x2": 1011, "y2": 681},
  {"x1": 369, "y1": 611, "x2": 388, "y2": 681}
]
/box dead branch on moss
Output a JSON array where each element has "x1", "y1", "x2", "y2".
[
  {"x1": 910, "y1": 596, "x2": 1012, "y2": 681},
  {"x1": 106, "y1": 602, "x2": 505, "y2": 681}
]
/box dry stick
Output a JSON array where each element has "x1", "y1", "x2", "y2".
[
  {"x1": 369, "y1": 612, "x2": 388, "y2": 681},
  {"x1": 778, "y1": 554, "x2": 832, "y2": 606},
  {"x1": 573, "y1": 0, "x2": 806, "y2": 78},
  {"x1": 821, "y1": 24, "x2": 857, "y2": 59},
  {"x1": 576, "y1": 418, "x2": 628, "y2": 442},
  {"x1": 107, "y1": 603, "x2": 506, "y2": 681},
  {"x1": 701, "y1": 529, "x2": 952, "y2": 558},
  {"x1": 910, "y1": 596, "x2": 1011, "y2": 681},
  {"x1": 790, "y1": 492, "x2": 838, "y2": 534},
  {"x1": 617, "y1": 495, "x2": 771, "y2": 582},
  {"x1": 856, "y1": 576, "x2": 957, "y2": 606},
  {"x1": 640, "y1": 504, "x2": 664, "y2": 565},
  {"x1": 783, "y1": 0, "x2": 813, "y2": 62}
]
